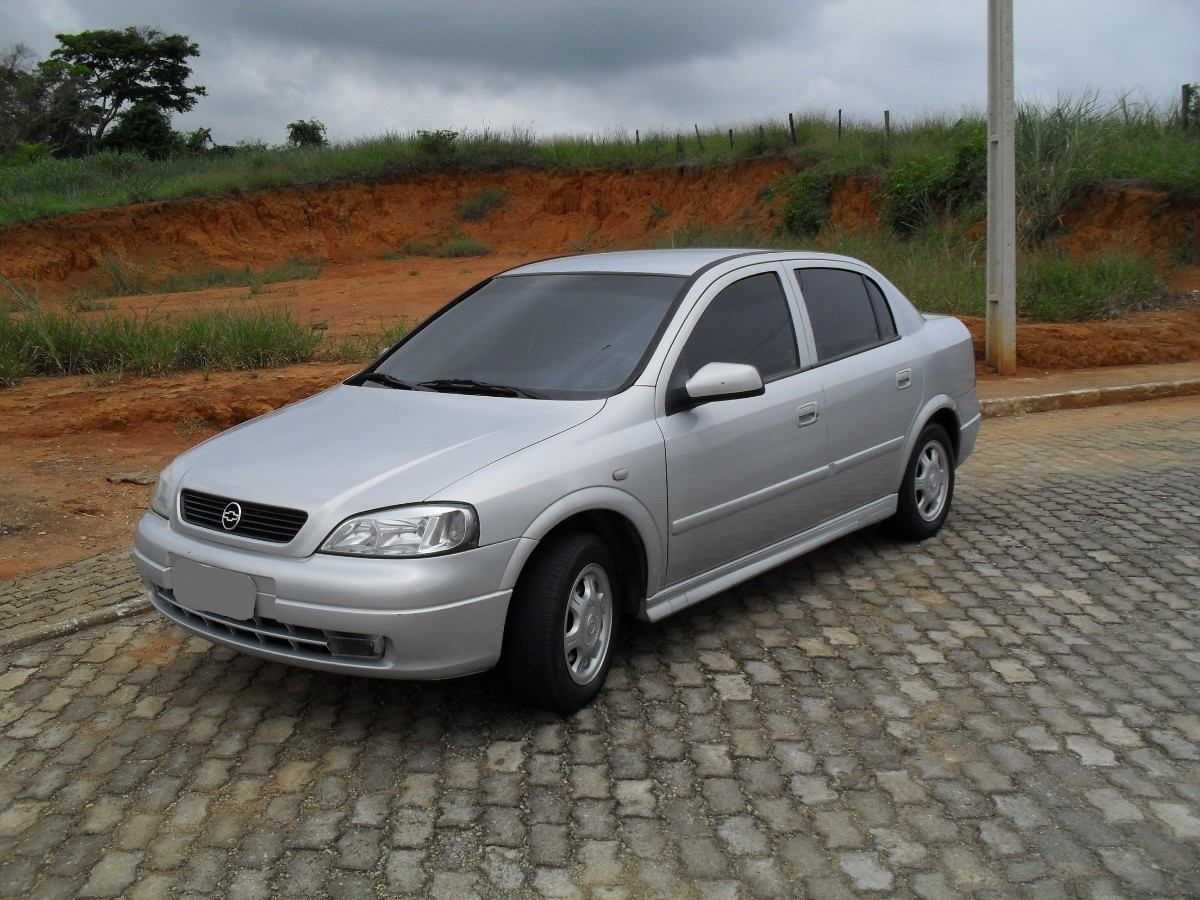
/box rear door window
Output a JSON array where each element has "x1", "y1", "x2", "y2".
[{"x1": 795, "y1": 268, "x2": 896, "y2": 362}]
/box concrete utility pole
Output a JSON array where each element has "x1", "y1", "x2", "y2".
[{"x1": 986, "y1": 0, "x2": 1017, "y2": 374}]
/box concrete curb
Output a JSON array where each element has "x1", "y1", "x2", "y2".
[
  {"x1": 980, "y1": 378, "x2": 1200, "y2": 419},
  {"x1": 0, "y1": 595, "x2": 151, "y2": 654},
  {"x1": 3, "y1": 375, "x2": 1197, "y2": 655}
]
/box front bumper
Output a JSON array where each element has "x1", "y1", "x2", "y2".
[{"x1": 134, "y1": 511, "x2": 517, "y2": 679}]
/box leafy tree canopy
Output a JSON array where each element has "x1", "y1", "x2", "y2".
[
  {"x1": 287, "y1": 119, "x2": 327, "y2": 149},
  {"x1": 42, "y1": 27, "x2": 205, "y2": 144},
  {"x1": 103, "y1": 101, "x2": 181, "y2": 159}
]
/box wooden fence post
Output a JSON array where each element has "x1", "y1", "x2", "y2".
[
  {"x1": 676, "y1": 134, "x2": 683, "y2": 155},
  {"x1": 788, "y1": 112, "x2": 797, "y2": 145},
  {"x1": 635, "y1": 129, "x2": 640, "y2": 148},
  {"x1": 837, "y1": 109, "x2": 842, "y2": 142},
  {"x1": 728, "y1": 128, "x2": 734, "y2": 149},
  {"x1": 883, "y1": 109, "x2": 891, "y2": 158},
  {"x1": 694, "y1": 124, "x2": 704, "y2": 151},
  {"x1": 1184, "y1": 84, "x2": 1193, "y2": 130}
]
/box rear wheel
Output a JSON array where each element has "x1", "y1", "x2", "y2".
[
  {"x1": 501, "y1": 531, "x2": 619, "y2": 712},
  {"x1": 889, "y1": 423, "x2": 955, "y2": 540}
]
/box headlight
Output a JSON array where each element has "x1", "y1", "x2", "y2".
[
  {"x1": 150, "y1": 470, "x2": 174, "y2": 518},
  {"x1": 319, "y1": 504, "x2": 478, "y2": 557}
]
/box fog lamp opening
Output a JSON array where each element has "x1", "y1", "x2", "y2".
[{"x1": 325, "y1": 632, "x2": 386, "y2": 660}]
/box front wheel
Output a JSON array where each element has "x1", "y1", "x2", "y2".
[
  {"x1": 501, "y1": 532, "x2": 620, "y2": 712},
  {"x1": 888, "y1": 423, "x2": 955, "y2": 540}
]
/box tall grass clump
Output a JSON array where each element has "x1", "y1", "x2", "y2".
[
  {"x1": 455, "y1": 187, "x2": 508, "y2": 221},
  {"x1": 68, "y1": 254, "x2": 324, "y2": 302},
  {"x1": 434, "y1": 236, "x2": 489, "y2": 257},
  {"x1": 1018, "y1": 252, "x2": 1167, "y2": 320},
  {"x1": 0, "y1": 275, "x2": 321, "y2": 384}
]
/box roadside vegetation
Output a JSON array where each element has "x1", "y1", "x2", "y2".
[
  {"x1": 657, "y1": 225, "x2": 1175, "y2": 322},
  {"x1": 2, "y1": 95, "x2": 1195, "y2": 225},
  {"x1": 0, "y1": 278, "x2": 404, "y2": 387},
  {"x1": 65, "y1": 254, "x2": 324, "y2": 304}
]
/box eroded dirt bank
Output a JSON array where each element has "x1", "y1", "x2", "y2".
[{"x1": 0, "y1": 160, "x2": 791, "y2": 286}]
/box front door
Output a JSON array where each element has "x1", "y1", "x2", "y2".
[{"x1": 657, "y1": 266, "x2": 834, "y2": 586}]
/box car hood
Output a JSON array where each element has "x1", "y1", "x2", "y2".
[{"x1": 172, "y1": 384, "x2": 604, "y2": 552}]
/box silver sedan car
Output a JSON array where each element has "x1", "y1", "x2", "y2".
[{"x1": 135, "y1": 249, "x2": 978, "y2": 711}]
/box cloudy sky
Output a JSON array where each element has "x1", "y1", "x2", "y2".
[{"x1": 3, "y1": 1, "x2": 1196, "y2": 144}]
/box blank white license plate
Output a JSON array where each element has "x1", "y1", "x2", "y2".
[{"x1": 171, "y1": 557, "x2": 256, "y2": 621}]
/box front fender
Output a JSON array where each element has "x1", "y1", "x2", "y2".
[{"x1": 498, "y1": 486, "x2": 665, "y2": 602}]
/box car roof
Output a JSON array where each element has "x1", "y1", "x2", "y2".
[{"x1": 502, "y1": 249, "x2": 867, "y2": 278}]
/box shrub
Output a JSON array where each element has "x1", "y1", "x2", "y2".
[
  {"x1": 434, "y1": 236, "x2": 489, "y2": 257},
  {"x1": 780, "y1": 167, "x2": 833, "y2": 237},
  {"x1": 287, "y1": 119, "x2": 327, "y2": 149},
  {"x1": 455, "y1": 187, "x2": 508, "y2": 221},
  {"x1": 103, "y1": 103, "x2": 183, "y2": 160},
  {"x1": 884, "y1": 122, "x2": 985, "y2": 233},
  {"x1": 0, "y1": 142, "x2": 50, "y2": 166},
  {"x1": 415, "y1": 129, "x2": 457, "y2": 158}
]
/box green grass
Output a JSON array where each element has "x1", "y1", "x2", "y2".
[
  {"x1": 455, "y1": 187, "x2": 508, "y2": 221},
  {"x1": 65, "y1": 254, "x2": 324, "y2": 303},
  {"x1": 0, "y1": 277, "x2": 407, "y2": 387},
  {"x1": 434, "y1": 236, "x2": 489, "y2": 257},
  {"x1": 1017, "y1": 252, "x2": 1168, "y2": 320},
  {"x1": 2, "y1": 96, "x2": 1195, "y2": 226}
]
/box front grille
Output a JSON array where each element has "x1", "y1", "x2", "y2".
[
  {"x1": 152, "y1": 586, "x2": 385, "y2": 662},
  {"x1": 181, "y1": 489, "x2": 307, "y2": 543}
]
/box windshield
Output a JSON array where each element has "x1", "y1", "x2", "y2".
[{"x1": 370, "y1": 272, "x2": 685, "y2": 399}]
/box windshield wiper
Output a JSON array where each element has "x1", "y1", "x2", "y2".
[
  {"x1": 417, "y1": 378, "x2": 543, "y2": 399},
  {"x1": 357, "y1": 372, "x2": 417, "y2": 390}
]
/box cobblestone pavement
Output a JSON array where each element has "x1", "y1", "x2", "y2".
[
  {"x1": 1, "y1": 397, "x2": 1198, "y2": 899},
  {"x1": 0, "y1": 550, "x2": 139, "y2": 640}
]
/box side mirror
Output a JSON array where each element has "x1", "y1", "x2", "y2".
[{"x1": 682, "y1": 362, "x2": 764, "y2": 408}]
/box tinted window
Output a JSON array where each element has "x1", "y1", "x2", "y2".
[
  {"x1": 673, "y1": 272, "x2": 799, "y2": 387},
  {"x1": 796, "y1": 268, "x2": 890, "y2": 362},
  {"x1": 375, "y1": 273, "x2": 684, "y2": 399}
]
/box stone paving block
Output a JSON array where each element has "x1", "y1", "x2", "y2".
[{"x1": 1, "y1": 400, "x2": 1199, "y2": 896}]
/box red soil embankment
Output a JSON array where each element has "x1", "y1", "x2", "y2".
[{"x1": 0, "y1": 160, "x2": 791, "y2": 287}]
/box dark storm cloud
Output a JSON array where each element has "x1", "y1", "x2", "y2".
[
  {"x1": 7, "y1": 1, "x2": 803, "y2": 75},
  {"x1": 2, "y1": 0, "x2": 1196, "y2": 144}
]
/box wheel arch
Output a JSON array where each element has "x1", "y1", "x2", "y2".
[
  {"x1": 500, "y1": 488, "x2": 662, "y2": 618},
  {"x1": 897, "y1": 396, "x2": 961, "y2": 485}
]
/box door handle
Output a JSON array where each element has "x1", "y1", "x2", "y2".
[
  {"x1": 896, "y1": 368, "x2": 912, "y2": 390},
  {"x1": 796, "y1": 401, "x2": 819, "y2": 427}
]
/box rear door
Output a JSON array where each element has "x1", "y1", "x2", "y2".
[
  {"x1": 656, "y1": 265, "x2": 835, "y2": 586},
  {"x1": 791, "y1": 265, "x2": 923, "y2": 512}
]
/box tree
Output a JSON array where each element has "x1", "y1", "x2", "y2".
[
  {"x1": 43, "y1": 27, "x2": 205, "y2": 145},
  {"x1": 287, "y1": 119, "x2": 327, "y2": 148},
  {"x1": 0, "y1": 42, "x2": 91, "y2": 156},
  {"x1": 103, "y1": 101, "x2": 181, "y2": 158},
  {"x1": 183, "y1": 126, "x2": 212, "y2": 154}
]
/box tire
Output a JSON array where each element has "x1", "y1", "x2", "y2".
[
  {"x1": 889, "y1": 422, "x2": 955, "y2": 540},
  {"x1": 501, "y1": 531, "x2": 620, "y2": 713}
]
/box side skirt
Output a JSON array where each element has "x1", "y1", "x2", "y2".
[{"x1": 643, "y1": 494, "x2": 898, "y2": 622}]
